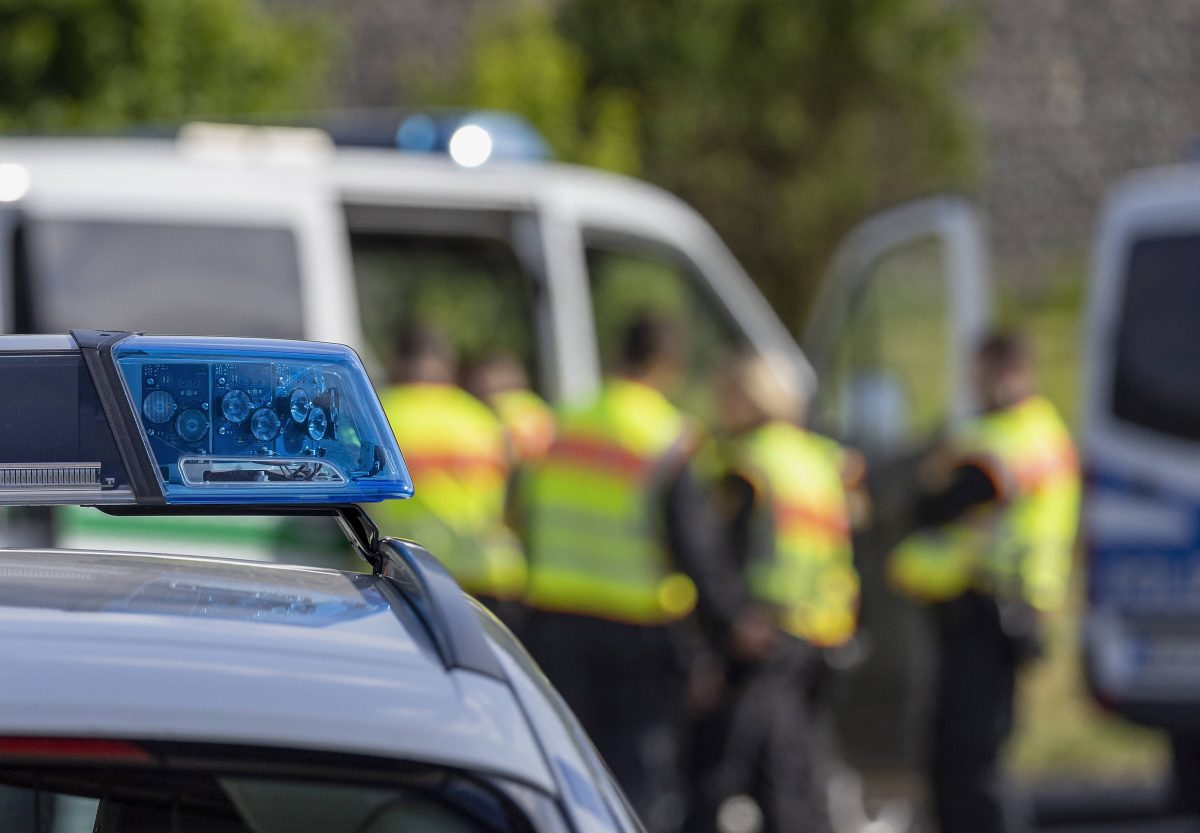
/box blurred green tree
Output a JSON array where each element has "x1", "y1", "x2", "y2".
[
  {"x1": 450, "y1": 0, "x2": 976, "y2": 330},
  {"x1": 457, "y1": 2, "x2": 641, "y2": 175},
  {"x1": 0, "y1": 0, "x2": 327, "y2": 131}
]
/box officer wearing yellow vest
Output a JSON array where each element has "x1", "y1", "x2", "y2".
[
  {"x1": 522, "y1": 313, "x2": 738, "y2": 833},
  {"x1": 685, "y1": 352, "x2": 859, "y2": 833},
  {"x1": 888, "y1": 331, "x2": 1079, "y2": 833},
  {"x1": 372, "y1": 326, "x2": 527, "y2": 618}
]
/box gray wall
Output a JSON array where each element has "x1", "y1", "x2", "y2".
[{"x1": 966, "y1": 0, "x2": 1200, "y2": 285}]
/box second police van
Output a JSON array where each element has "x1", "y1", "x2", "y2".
[{"x1": 1081, "y1": 164, "x2": 1200, "y2": 800}]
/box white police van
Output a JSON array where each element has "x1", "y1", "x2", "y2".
[
  {"x1": 0, "y1": 330, "x2": 641, "y2": 833},
  {"x1": 0, "y1": 117, "x2": 806, "y2": 557},
  {"x1": 1081, "y1": 165, "x2": 1200, "y2": 788}
]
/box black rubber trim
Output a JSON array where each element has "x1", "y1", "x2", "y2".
[
  {"x1": 72, "y1": 329, "x2": 165, "y2": 505},
  {"x1": 97, "y1": 504, "x2": 381, "y2": 566},
  {"x1": 378, "y1": 538, "x2": 506, "y2": 681}
]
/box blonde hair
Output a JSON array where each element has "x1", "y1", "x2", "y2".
[{"x1": 721, "y1": 352, "x2": 805, "y2": 424}]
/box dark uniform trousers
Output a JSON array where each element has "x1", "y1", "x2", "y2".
[
  {"x1": 684, "y1": 640, "x2": 828, "y2": 833},
  {"x1": 524, "y1": 610, "x2": 687, "y2": 833},
  {"x1": 930, "y1": 592, "x2": 1026, "y2": 833}
]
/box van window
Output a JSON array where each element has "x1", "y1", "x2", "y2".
[
  {"x1": 21, "y1": 220, "x2": 303, "y2": 338},
  {"x1": 1112, "y1": 234, "x2": 1200, "y2": 439},
  {"x1": 585, "y1": 243, "x2": 746, "y2": 419},
  {"x1": 349, "y1": 233, "x2": 539, "y2": 389},
  {"x1": 814, "y1": 237, "x2": 950, "y2": 449}
]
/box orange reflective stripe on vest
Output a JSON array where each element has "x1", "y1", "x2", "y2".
[
  {"x1": 492, "y1": 388, "x2": 556, "y2": 463},
  {"x1": 732, "y1": 422, "x2": 859, "y2": 646},
  {"x1": 888, "y1": 395, "x2": 1080, "y2": 611}
]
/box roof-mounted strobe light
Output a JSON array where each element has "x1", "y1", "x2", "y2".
[
  {"x1": 0, "y1": 332, "x2": 412, "y2": 508},
  {"x1": 110, "y1": 335, "x2": 412, "y2": 505},
  {"x1": 0, "y1": 163, "x2": 31, "y2": 203},
  {"x1": 448, "y1": 124, "x2": 494, "y2": 168},
  {"x1": 392, "y1": 110, "x2": 551, "y2": 164}
]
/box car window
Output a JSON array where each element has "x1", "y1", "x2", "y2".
[
  {"x1": 0, "y1": 764, "x2": 536, "y2": 833},
  {"x1": 585, "y1": 241, "x2": 747, "y2": 420},
  {"x1": 812, "y1": 236, "x2": 950, "y2": 450},
  {"x1": 19, "y1": 220, "x2": 304, "y2": 339},
  {"x1": 349, "y1": 231, "x2": 541, "y2": 391},
  {"x1": 1111, "y1": 234, "x2": 1200, "y2": 440}
]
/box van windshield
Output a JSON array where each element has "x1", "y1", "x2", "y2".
[
  {"x1": 1113, "y1": 234, "x2": 1200, "y2": 440},
  {"x1": 19, "y1": 219, "x2": 304, "y2": 339}
]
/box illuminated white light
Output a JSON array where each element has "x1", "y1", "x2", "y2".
[
  {"x1": 0, "y1": 164, "x2": 31, "y2": 203},
  {"x1": 448, "y1": 124, "x2": 493, "y2": 168}
]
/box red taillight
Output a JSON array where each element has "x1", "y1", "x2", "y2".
[{"x1": 0, "y1": 738, "x2": 153, "y2": 762}]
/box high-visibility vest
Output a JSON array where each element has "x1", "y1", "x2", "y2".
[
  {"x1": 492, "y1": 388, "x2": 556, "y2": 463},
  {"x1": 373, "y1": 383, "x2": 527, "y2": 599},
  {"x1": 727, "y1": 422, "x2": 860, "y2": 646},
  {"x1": 523, "y1": 378, "x2": 698, "y2": 624},
  {"x1": 888, "y1": 395, "x2": 1080, "y2": 611}
]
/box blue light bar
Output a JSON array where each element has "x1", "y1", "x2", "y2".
[
  {"x1": 111, "y1": 336, "x2": 412, "y2": 505},
  {"x1": 394, "y1": 110, "x2": 552, "y2": 164}
]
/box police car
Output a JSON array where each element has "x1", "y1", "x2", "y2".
[{"x1": 0, "y1": 331, "x2": 641, "y2": 833}]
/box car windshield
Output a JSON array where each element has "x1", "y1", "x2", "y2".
[
  {"x1": 0, "y1": 747, "x2": 549, "y2": 833},
  {"x1": 1112, "y1": 234, "x2": 1200, "y2": 440}
]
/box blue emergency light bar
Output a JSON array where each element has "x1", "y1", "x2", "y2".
[{"x1": 0, "y1": 332, "x2": 412, "y2": 507}]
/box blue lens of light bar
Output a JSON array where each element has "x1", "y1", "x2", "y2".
[{"x1": 112, "y1": 336, "x2": 412, "y2": 505}]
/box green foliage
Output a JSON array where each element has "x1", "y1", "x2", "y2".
[
  {"x1": 458, "y1": 2, "x2": 640, "y2": 174},
  {"x1": 0, "y1": 0, "x2": 328, "y2": 131},
  {"x1": 451, "y1": 0, "x2": 977, "y2": 331}
]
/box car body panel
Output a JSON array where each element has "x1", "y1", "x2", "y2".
[{"x1": 0, "y1": 548, "x2": 555, "y2": 792}]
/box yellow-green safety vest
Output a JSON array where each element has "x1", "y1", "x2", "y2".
[
  {"x1": 492, "y1": 387, "x2": 556, "y2": 464},
  {"x1": 373, "y1": 383, "x2": 527, "y2": 599},
  {"x1": 889, "y1": 395, "x2": 1080, "y2": 611},
  {"x1": 524, "y1": 378, "x2": 698, "y2": 624},
  {"x1": 728, "y1": 422, "x2": 860, "y2": 646}
]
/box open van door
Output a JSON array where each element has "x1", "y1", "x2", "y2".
[{"x1": 804, "y1": 197, "x2": 990, "y2": 811}]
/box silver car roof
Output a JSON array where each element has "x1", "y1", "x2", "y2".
[{"x1": 0, "y1": 548, "x2": 554, "y2": 792}]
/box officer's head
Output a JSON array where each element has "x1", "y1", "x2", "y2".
[
  {"x1": 619, "y1": 312, "x2": 685, "y2": 394},
  {"x1": 974, "y1": 330, "x2": 1035, "y2": 412},
  {"x1": 391, "y1": 324, "x2": 456, "y2": 384},
  {"x1": 716, "y1": 352, "x2": 806, "y2": 435},
  {"x1": 461, "y1": 352, "x2": 530, "y2": 402}
]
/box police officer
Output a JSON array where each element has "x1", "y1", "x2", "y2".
[
  {"x1": 522, "y1": 313, "x2": 735, "y2": 832},
  {"x1": 686, "y1": 352, "x2": 859, "y2": 833},
  {"x1": 889, "y1": 331, "x2": 1080, "y2": 833},
  {"x1": 373, "y1": 326, "x2": 527, "y2": 616}
]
